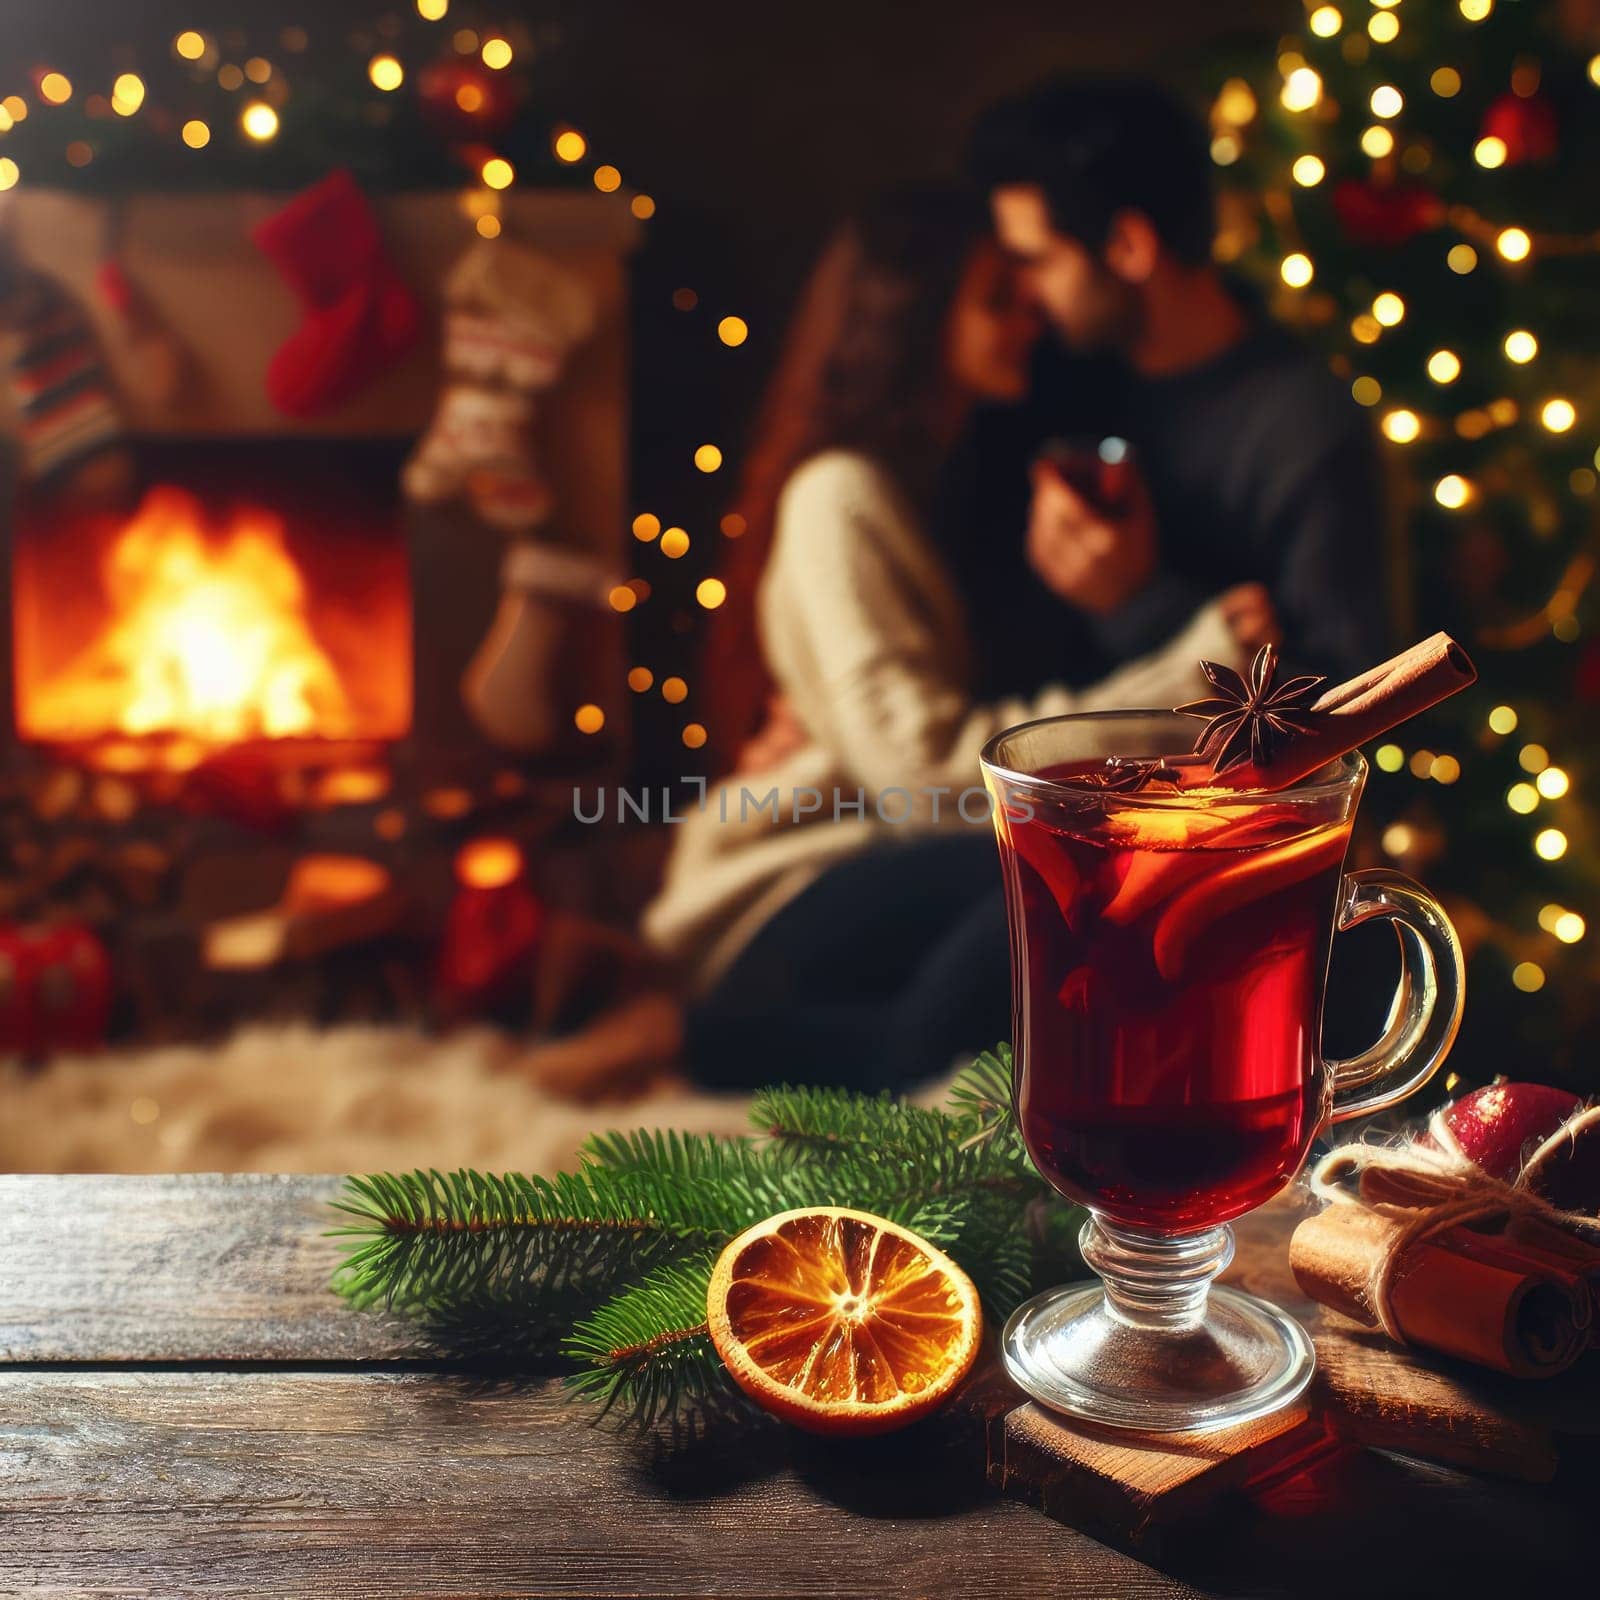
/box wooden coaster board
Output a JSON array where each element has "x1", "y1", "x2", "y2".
[{"x1": 985, "y1": 1398, "x2": 1329, "y2": 1556}]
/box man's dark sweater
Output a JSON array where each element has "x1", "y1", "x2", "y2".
[
  {"x1": 1068, "y1": 321, "x2": 1393, "y2": 681},
  {"x1": 946, "y1": 319, "x2": 1389, "y2": 706},
  {"x1": 1069, "y1": 321, "x2": 1390, "y2": 681}
]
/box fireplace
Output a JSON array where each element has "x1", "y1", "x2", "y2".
[
  {"x1": 0, "y1": 188, "x2": 637, "y2": 1050},
  {"x1": 11, "y1": 443, "x2": 412, "y2": 766}
]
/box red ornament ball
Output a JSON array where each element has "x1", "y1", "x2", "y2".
[
  {"x1": 1437, "y1": 1080, "x2": 1600, "y2": 1213},
  {"x1": 417, "y1": 57, "x2": 522, "y2": 141},
  {"x1": 1480, "y1": 92, "x2": 1559, "y2": 166},
  {"x1": 1331, "y1": 180, "x2": 1441, "y2": 248}
]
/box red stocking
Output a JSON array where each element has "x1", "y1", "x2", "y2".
[{"x1": 252, "y1": 169, "x2": 420, "y2": 418}]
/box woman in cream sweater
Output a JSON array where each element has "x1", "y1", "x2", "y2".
[{"x1": 533, "y1": 189, "x2": 1268, "y2": 1096}]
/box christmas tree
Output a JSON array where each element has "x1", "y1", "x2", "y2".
[{"x1": 1203, "y1": 0, "x2": 1599, "y2": 1090}]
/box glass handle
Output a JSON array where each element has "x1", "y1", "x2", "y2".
[{"x1": 1325, "y1": 869, "x2": 1465, "y2": 1126}]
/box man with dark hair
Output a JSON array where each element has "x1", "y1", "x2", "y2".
[{"x1": 971, "y1": 76, "x2": 1388, "y2": 679}]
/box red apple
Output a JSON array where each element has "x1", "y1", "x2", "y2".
[{"x1": 1435, "y1": 1081, "x2": 1598, "y2": 1214}]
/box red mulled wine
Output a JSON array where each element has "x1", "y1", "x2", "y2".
[{"x1": 993, "y1": 762, "x2": 1353, "y2": 1231}]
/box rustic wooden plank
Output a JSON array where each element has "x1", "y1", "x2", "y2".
[
  {"x1": 0, "y1": 1174, "x2": 413, "y2": 1362},
  {"x1": 0, "y1": 1370, "x2": 1200, "y2": 1600}
]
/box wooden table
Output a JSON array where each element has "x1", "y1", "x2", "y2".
[{"x1": 0, "y1": 1176, "x2": 1589, "y2": 1598}]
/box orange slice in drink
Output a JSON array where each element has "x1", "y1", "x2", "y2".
[
  {"x1": 706, "y1": 1206, "x2": 983, "y2": 1436},
  {"x1": 1151, "y1": 824, "x2": 1349, "y2": 981},
  {"x1": 1099, "y1": 804, "x2": 1257, "y2": 927}
]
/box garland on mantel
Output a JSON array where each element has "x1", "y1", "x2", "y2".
[{"x1": 330, "y1": 1046, "x2": 1081, "y2": 1427}]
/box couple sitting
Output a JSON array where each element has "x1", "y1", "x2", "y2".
[{"x1": 533, "y1": 77, "x2": 1388, "y2": 1099}]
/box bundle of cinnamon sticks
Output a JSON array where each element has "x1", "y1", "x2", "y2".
[{"x1": 1290, "y1": 1199, "x2": 1600, "y2": 1378}]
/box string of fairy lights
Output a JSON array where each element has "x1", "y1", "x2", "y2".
[
  {"x1": 1211, "y1": 0, "x2": 1596, "y2": 995},
  {"x1": 0, "y1": 1, "x2": 748, "y2": 760}
]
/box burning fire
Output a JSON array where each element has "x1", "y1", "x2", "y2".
[{"x1": 26, "y1": 489, "x2": 357, "y2": 745}]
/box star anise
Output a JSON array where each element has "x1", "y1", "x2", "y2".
[
  {"x1": 1096, "y1": 756, "x2": 1181, "y2": 793},
  {"x1": 1174, "y1": 644, "x2": 1326, "y2": 775}
]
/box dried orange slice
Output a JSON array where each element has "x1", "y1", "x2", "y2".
[{"x1": 706, "y1": 1206, "x2": 983, "y2": 1436}]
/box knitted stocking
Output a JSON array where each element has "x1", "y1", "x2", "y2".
[
  {"x1": 402, "y1": 238, "x2": 595, "y2": 533},
  {"x1": 0, "y1": 267, "x2": 128, "y2": 487},
  {"x1": 252, "y1": 169, "x2": 420, "y2": 418}
]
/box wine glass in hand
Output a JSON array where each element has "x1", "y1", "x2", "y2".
[{"x1": 1027, "y1": 443, "x2": 1157, "y2": 616}]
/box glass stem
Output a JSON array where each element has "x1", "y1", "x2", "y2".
[{"x1": 1079, "y1": 1216, "x2": 1235, "y2": 1335}]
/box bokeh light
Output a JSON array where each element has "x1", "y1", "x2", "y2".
[
  {"x1": 1369, "y1": 85, "x2": 1403, "y2": 119},
  {"x1": 1503, "y1": 329, "x2": 1538, "y2": 363},
  {"x1": 1427, "y1": 350, "x2": 1461, "y2": 384},
  {"x1": 1540, "y1": 398, "x2": 1576, "y2": 433},
  {"x1": 111, "y1": 73, "x2": 145, "y2": 115},
  {"x1": 1381, "y1": 409, "x2": 1420, "y2": 443},
  {"x1": 241, "y1": 102, "x2": 278, "y2": 141},
  {"x1": 1281, "y1": 68, "x2": 1322, "y2": 113},
  {"x1": 1280, "y1": 253, "x2": 1314, "y2": 288},
  {"x1": 1372, "y1": 291, "x2": 1405, "y2": 326},
  {"x1": 1496, "y1": 227, "x2": 1531, "y2": 262}
]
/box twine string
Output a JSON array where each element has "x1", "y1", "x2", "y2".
[{"x1": 1310, "y1": 1105, "x2": 1600, "y2": 1343}]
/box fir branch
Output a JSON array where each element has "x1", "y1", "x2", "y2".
[
  {"x1": 330, "y1": 1042, "x2": 1084, "y2": 1423},
  {"x1": 578, "y1": 1127, "x2": 805, "y2": 1233},
  {"x1": 564, "y1": 1256, "x2": 741, "y2": 1429},
  {"x1": 946, "y1": 1045, "x2": 1018, "y2": 1145},
  {"x1": 330, "y1": 1165, "x2": 724, "y2": 1313}
]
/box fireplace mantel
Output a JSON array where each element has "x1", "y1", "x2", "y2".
[{"x1": 1, "y1": 187, "x2": 638, "y2": 440}]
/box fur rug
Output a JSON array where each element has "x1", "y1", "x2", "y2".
[{"x1": 0, "y1": 1024, "x2": 755, "y2": 1175}]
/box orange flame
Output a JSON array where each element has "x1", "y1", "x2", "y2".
[{"x1": 26, "y1": 489, "x2": 356, "y2": 745}]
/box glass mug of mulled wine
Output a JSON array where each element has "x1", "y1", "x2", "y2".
[{"x1": 981, "y1": 712, "x2": 1464, "y2": 1433}]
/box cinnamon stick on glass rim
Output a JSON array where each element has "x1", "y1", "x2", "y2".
[{"x1": 1169, "y1": 632, "x2": 1477, "y2": 792}]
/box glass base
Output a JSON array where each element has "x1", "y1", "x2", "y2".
[{"x1": 1001, "y1": 1219, "x2": 1316, "y2": 1435}]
